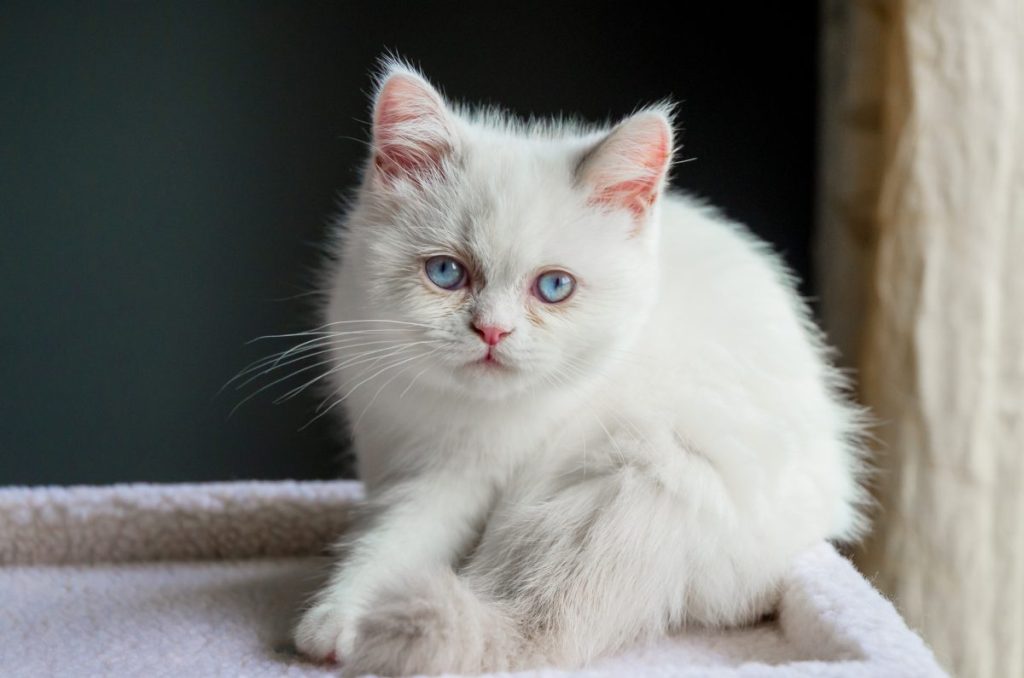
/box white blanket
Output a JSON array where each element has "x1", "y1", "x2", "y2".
[{"x1": 0, "y1": 481, "x2": 945, "y2": 677}]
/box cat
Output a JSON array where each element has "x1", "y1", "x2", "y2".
[{"x1": 291, "y1": 59, "x2": 868, "y2": 677}]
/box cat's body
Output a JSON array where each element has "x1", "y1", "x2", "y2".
[{"x1": 293, "y1": 62, "x2": 866, "y2": 676}]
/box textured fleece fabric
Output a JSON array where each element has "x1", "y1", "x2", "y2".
[{"x1": 0, "y1": 481, "x2": 945, "y2": 677}]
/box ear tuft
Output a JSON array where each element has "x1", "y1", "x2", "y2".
[
  {"x1": 578, "y1": 110, "x2": 674, "y2": 222},
  {"x1": 371, "y1": 64, "x2": 456, "y2": 185}
]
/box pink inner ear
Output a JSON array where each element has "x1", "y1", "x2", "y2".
[
  {"x1": 373, "y1": 74, "x2": 452, "y2": 185},
  {"x1": 592, "y1": 168, "x2": 668, "y2": 220},
  {"x1": 585, "y1": 115, "x2": 672, "y2": 222}
]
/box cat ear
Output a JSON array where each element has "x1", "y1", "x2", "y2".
[
  {"x1": 578, "y1": 110, "x2": 674, "y2": 223},
  {"x1": 371, "y1": 67, "x2": 457, "y2": 186}
]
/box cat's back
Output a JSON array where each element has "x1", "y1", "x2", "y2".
[
  {"x1": 631, "y1": 193, "x2": 855, "y2": 466},
  {"x1": 648, "y1": 193, "x2": 825, "y2": 388},
  {"x1": 656, "y1": 194, "x2": 802, "y2": 327},
  {"x1": 622, "y1": 193, "x2": 864, "y2": 542}
]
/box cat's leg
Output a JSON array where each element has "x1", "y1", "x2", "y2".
[
  {"x1": 292, "y1": 472, "x2": 494, "y2": 662},
  {"x1": 473, "y1": 460, "x2": 697, "y2": 669},
  {"x1": 346, "y1": 457, "x2": 708, "y2": 675},
  {"x1": 345, "y1": 567, "x2": 523, "y2": 677},
  {"x1": 477, "y1": 455, "x2": 780, "y2": 668}
]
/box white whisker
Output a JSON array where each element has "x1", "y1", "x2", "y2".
[
  {"x1": 280, "y1": 342, "x2": 437, "y2": 405},
  {"x1": 301, "y1": 349, "x2": 440, "y2": 431},
  {"x1": 234, "y1": 338, "x2": 419, "y2": 390},
  {"x1": 400, "y1": 363, "x2": 435, "y2": 399},
  {"x1": 352, "y1": 348, "x2": 441, "y2": 428}
]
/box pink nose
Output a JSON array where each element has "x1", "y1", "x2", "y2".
[{"x1": 473, "y1": 323, "x2": 511, "y2": 346}]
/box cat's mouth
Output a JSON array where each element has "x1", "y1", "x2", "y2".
[{"x1": 471, "y1": 349, "x2": 510, "y2": 370}]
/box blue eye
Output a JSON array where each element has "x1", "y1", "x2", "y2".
[
  {"x1": 534, "y1": 270, "x2": 576, "y2": 303},
  {"x1": 424, "y1": 256, "x2": 468, "y2": 290}
]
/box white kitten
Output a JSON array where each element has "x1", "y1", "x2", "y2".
[{"x1": 293, "y1": 60, "x2": 868, "y2": 676}]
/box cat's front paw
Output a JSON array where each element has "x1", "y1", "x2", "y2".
[
  {"x1": 293, "y1": 600, "x2": 354, "y2": 663},
  {"x1": 345, "y1": 593, "x2": 459, "y2": 677},
  {"x1": 345, "y1": 572, "x2": 502, "y2": 677}
]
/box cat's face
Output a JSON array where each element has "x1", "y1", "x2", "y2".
[{"x1": 332, "y1": 65, "x2": 673, "y2": 401}]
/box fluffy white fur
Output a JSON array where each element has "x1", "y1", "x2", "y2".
[{"x1": 292, "y1": 60, "x2": 868, "y2": 677}]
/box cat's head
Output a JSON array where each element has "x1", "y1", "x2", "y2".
[{"x1": 328, "y1": 62, "x2": 674, "y2": 402}]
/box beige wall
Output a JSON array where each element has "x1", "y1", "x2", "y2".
[{"x1": 819, "y1": 2, "x2": 1024, "y2": 677}]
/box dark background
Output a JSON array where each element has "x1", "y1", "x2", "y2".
[{"x1": 0, "y1": 3, "x2": 820, "y2": 485}]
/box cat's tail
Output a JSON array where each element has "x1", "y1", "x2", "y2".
[{"x1": 345, "y1": 568, "x2": 540, "y2": 677}]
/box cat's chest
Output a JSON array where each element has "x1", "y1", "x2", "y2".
[{"x1": 353, "y1": 392, "x2": 574, "y2": 471}]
